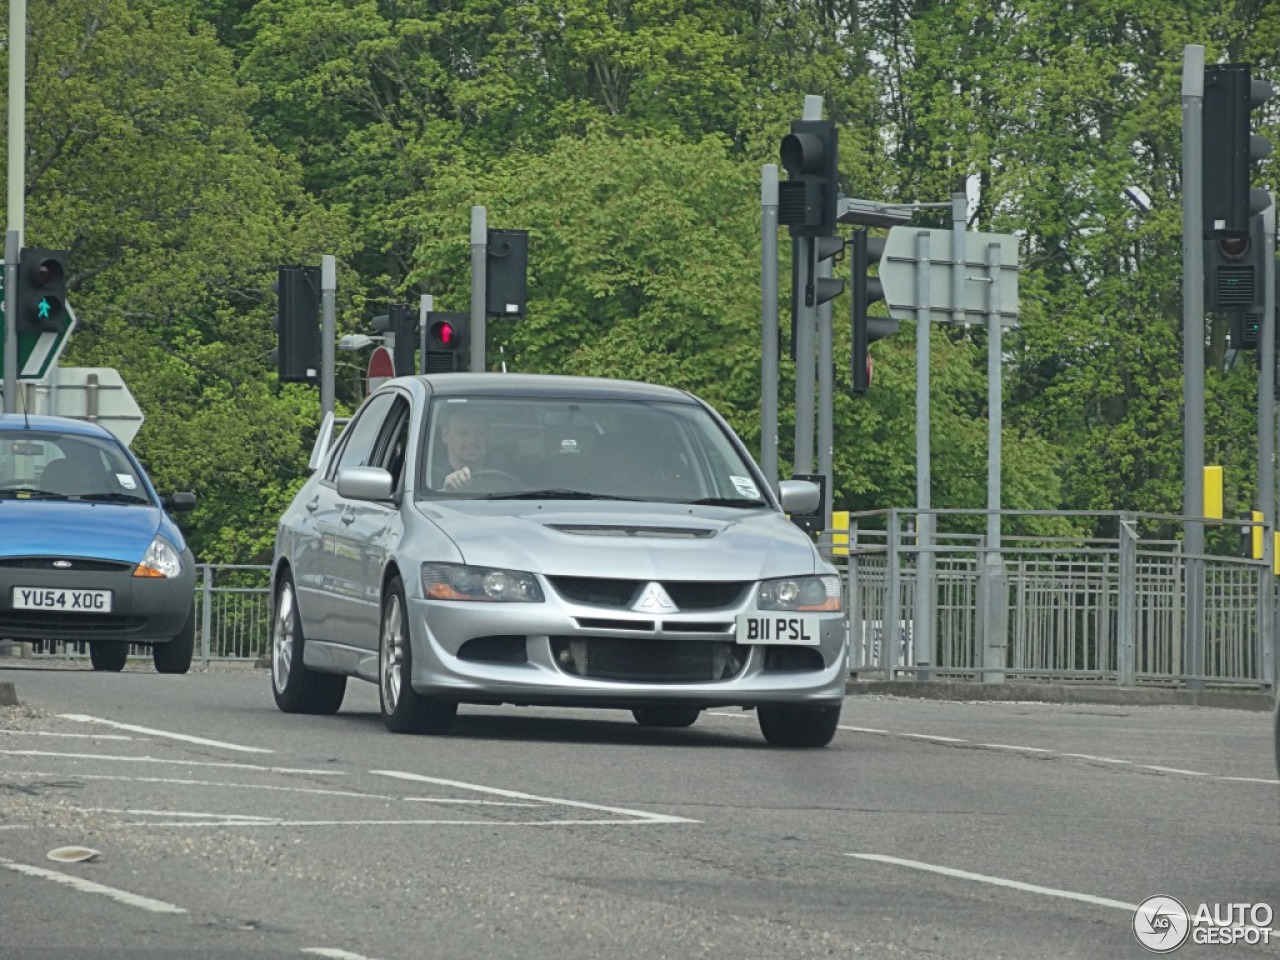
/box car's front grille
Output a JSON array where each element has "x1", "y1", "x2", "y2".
[
  {"x1": 550, "y1": 636, "x2": 745, "y2": 683},
  {"x1": 0, "y1": 557, "x2": 132, "y2": 573},
  {"x1": 0, "y1": 612, "x2": 148, "y2": 640},
  {"x1": 547, "y1": 577, "x2": 749, "y2": 611}
]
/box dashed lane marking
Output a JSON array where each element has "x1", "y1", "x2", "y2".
[
  {"x1": 0, "y1": 750, "x2": 342, "y2": 775},
  {"x1": 0, "y1": 857, "x2": 187, "y2": 914},
  {"x1": 58, "y1": 714, "x2": 271, "y2": 753},
  {"x1": 846, "y1": 853, "x2": 1137, "y2": 911}
]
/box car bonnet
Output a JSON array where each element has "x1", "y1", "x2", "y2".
[
  {"x1": 417, "y1": 501, "x2": 824, "y2": 581},
  {"x1": 0, "y1": 500, "x2": 165, "y2": 564}
]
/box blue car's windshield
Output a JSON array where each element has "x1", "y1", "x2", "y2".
[
  {"x1": 418, "y1": 396, "x2": 767, "y2": 505},
  {"x1": 0, "y1": 431, "x2": 151, "y2": 503}
]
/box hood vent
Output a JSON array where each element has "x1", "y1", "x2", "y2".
[{"x1": 547, "y1": 524, "x2": 716, "y2": 540}]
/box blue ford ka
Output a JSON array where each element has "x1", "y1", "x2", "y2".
[{"x1": 0, "y1": 414, "x2": 198, "y2": 673}]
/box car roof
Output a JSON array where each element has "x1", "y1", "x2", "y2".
[
  {"x1": 390, "y1": 372, "x2": 699, "y2": 404},
  {"x1": 0, "y1": 413, "x2": 119, "y2": 440}
]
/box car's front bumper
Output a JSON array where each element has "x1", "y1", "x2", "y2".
[
  {"x1": 407, "y1": 597, "x2": 848, "y2": 709},
  {"x1": 0, "y1": 559, "x2": 195, "y2": 644}
]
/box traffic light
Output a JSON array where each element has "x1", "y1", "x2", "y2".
[
  {"x1": 778, "y1": 119, "x2": 839, "y2": 238},
  {"x1": 486, "y1": 229, "x2": 528, "y2": 316},
  {"x1": 274, "y1": 265, "x2": 321, "y2": 383},
  {"x1": 424, "y1": 311, "x2": 469, "y2": 373},
  {"x1": 1204, "y1": 63, "x2": 1273, "y2": 317},
  {"x1": 788, "y1": 236, "x2": 845, "y2": 361},
  {"x1": 372, "y1": 305, "x2": 418, "y2": 376},
  {"x1": 16, "y1": 247, "x2": 69, "y2": 333},
  {"x1": 850, "y1": 229, "x2": 897, "y2": 394}
]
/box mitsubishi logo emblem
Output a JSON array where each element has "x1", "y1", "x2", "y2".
[{"x1": 633, "y1": 582, "x2": 677, "y2": 612}]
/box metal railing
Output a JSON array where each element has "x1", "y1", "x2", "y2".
[{"x1": 841, "y1": 509, "x2": 1277, "y2": 690}]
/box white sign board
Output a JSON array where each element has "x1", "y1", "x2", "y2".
[
  {"x1": 879, "y1": 227, "x2": 1020, "y2": 326},
  {"x1": 35, "y1": 366, "x2": 145, "y2": 445}
]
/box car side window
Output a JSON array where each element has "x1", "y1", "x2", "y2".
[
  {"x1": 373, "y1": 397, "x2": 412, "y2": 491},
  {"x1": 325, "y1": 393, "x2": 396, "y2": 483}
]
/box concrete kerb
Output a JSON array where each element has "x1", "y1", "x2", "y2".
[
  {"x1": 846, "y1": 679, "x2": 1275, "y2": 712},
  {"x1": 0, "y1": 680, "x2": 17, "y2": 707}
]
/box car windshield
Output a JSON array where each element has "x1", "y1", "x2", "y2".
[
  {"x1": 419, "y1": 395, "x2": 768, "y2": 505},
  {"x1": 0, "y1": 431, "x2": 151, "y2": 503}
]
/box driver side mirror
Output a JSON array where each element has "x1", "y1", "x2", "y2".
[{"x1": 164, "y1": 491, "x2": 197, "y2": 513}]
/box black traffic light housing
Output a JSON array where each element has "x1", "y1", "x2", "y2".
[
  {"x1": 16, "y1": 247, "x2": 69, "y2": 333},
  {"x1": 274, "y1": 265, "x2": 321, "y2": 383},
  {"x1": 779, "y1": 120, "x2": 839, "y2": 238},
  {"x1": 486, "y1": 229, "x2": 529, "y2": 316},
  {"x1": 424, "y1": 311, "x2": 469, "y2": 373},
  {"x1": 850, "y1": 230, "x2": 897, "y2": 393},
  {"x1": 1203, "y1": 63, "x2": 1273, "y2": 235}
]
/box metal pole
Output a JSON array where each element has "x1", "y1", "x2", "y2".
[
  {"x1": 4, "y1": 0, "x2": 27, "y2": 412},
  {"x1": 419, "y1": 294, "x2": 433, "y2": 374},
  {"x1": 470, "y1": 206, "x2": 487, "y2": 373},
  {"x1": 913, "y1": 230, "x2": 934, "y2": 678},
  {"x1": 1260, "y1": 201, "x2": 1276, "y2": 688},
  {"x1": 1182, "y1": 44, "x2": 1206, "y2": 688},
  {"x1": 320, "y1": 255, "x2": 336, "y2": 418},
  {"x1": 794, "y1": 235, "x2": 816, "y2": 474},
  {"x1": 983, "y1": 240, "x2": 1006, "y2": 682},
  {"x1": 818, "y1": 246, "x2": 834, "y2": 532},
  {"x1": 760, "y1": 165, "x2": 780, "y2": 493}
]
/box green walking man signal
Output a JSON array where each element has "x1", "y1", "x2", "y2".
[{"x1": 16, "y1": 247, "x2": 69, "y2": 333}]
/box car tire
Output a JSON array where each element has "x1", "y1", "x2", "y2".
[
  {"x1": 632, "y1": 706, "x2": 701, "y2": 728},
  {"x1": 757, "y1": 703, "x2": 842, "y2": 748},
  {"x1": 153, "y1": 603, "x2": 195, "y2": 674},
  {"x1": 379, "y1": 576, "x2": 457, "y2": 735},
  {"x1": 89, "y1": 641, "x2": 128, "y2": 672},
  {"x1": 271, "y1": 573, "x2": 346, "y2": 715}
]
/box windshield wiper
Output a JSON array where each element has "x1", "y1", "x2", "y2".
[
  {"x1": 682, "y1": 497, "x2": 768, "y2": 508},
  {"x1": 480, "y1": 489, "x2": 644, "y2": 501},
  {"x1": 78, "y1": 492, "x2": 151, "y2": 505},
  {"x1": 0, "y1": 488, "x2": 69, "y2": 500}
]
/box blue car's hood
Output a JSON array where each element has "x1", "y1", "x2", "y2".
[{"x1": 0, "y1": 500, "x2": 167, "y2": 563}]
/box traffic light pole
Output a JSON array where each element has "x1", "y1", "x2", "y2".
[
  {"x1": 3, "y1": 0, "x2": 26, "y2": 413},
  {"x1": 912, "y1": 229, "x2": 935, "y2": 680},
  {"x1": 1181, "y1": 44, "x2": 1207, "y2": 688},
  {"x1": 760, "y1": 165, "x2": 780, "y2": 493},
  {"x1": 471, "y1": 206, "x2": 486, "y2": 373},
  {"x1": 793, "y1": 235, "x2": 816, "y2": 475},
  {"x1": 321, "y1": 255, "x2": 336, "y2": 418},
  {"x1": 817, "y1": 245, "x2": 835, "y2": 530},
  {"x1": 1258, "y1": 202, "x2": 1275, "y2": 687}
]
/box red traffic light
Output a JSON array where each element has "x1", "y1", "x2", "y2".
[
  {"x1": 1218, "y1": 232, "x2": 1250, "y2": 259},
  {"x1": 430, "y1": 320, "x2": 456, "y2": 348}
]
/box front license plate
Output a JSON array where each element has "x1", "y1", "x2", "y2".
[
  {"x1": 735, "y1": 613, "x2": 822, "y2": 645},
  {"x1": 12, "y1": 587, "x2": 114, "y2": 613}
]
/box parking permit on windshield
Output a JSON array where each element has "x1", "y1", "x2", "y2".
[{"x1": 735, "y1": 613, "x2": 822, "y2": 645}]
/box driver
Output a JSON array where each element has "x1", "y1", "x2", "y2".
[{"x1": 435, "y1": 405, "x2": 489, "y2": 491}]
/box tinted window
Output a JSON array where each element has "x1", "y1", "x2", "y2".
[{"x1": 326, "y1": 393, "x2": 396, "y2": 482}]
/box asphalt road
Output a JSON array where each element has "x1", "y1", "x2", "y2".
[{"x1": 1, "y1": 661, "x2": 1277, "y2": 960}]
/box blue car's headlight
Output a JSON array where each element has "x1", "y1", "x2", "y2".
[
  {"x1": 134, "y1": 536, "x2": 183, "y2": 579},
  {"x1": 757, "y1": 575, "x2": 841, "y2": 611},
  {"x1": 421, "y1": 563, "x2": 544, "y2": 602}
]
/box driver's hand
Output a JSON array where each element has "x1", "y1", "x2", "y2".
[{"x1": 443, "y1": 466, "x2": 472, "y2": 491}]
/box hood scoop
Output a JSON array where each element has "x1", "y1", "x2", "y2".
[{"x1": 547, "y1": 524, "x2": 717, "y2": 540}]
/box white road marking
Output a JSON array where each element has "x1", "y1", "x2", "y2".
[
  {"x1": 119, "y1": 817, "x2": 686, "y2": 828},
  {"x1": 0, "y1": 730, "x2": 136, "y2": 741},
  {"x1": 303, "y1": 949, "x2": 384, "y2": 960},
  {"x1": 710, "y1": 713, "x2": 1280, "y2": 786},
  {"x1": 7, "y1": 770, "x2": 545, "y2": 803},
  {"x1": 0, "y1": 857, "x2": 187, "y2": 914},
  {"x1": 847, "y1": 853, "x2": 1137, "y2": 911},
  {"x1": 58, "y1": 714, "x2": 271, "y2": 754},
  {"x1": 371, "y1": 770, "x2": 699, "y2": 824},
  {"x1": 0, "y1": 750, "x2": 341, "y2": 775}
]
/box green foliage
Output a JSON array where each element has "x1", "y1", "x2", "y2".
[{"x1": 4, "y1": 0, "x2": 1279, "y2": 561}]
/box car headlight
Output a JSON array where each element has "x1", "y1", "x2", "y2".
[
  {"x1": 757, "y1": 574, "x2": 841, "y2": 611},
  {"x1": 421, "y1": 563, "x2": 544, "y2": 602},
  {"x1": 134, "y1": 536, "x2": 184, "y2": 579}
]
